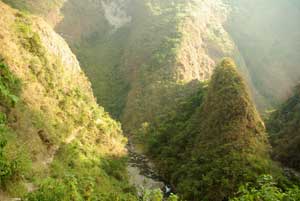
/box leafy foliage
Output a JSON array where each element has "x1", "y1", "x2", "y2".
[
  {"x1": 167, "y1": 194, "x2": 180, "y2": 201},
  {"x1": 142, "y1": 189, "x2": 163, "y2": 201},
  {"x1": 25, "y1": 177, "x2": 82, "y2": 201},
  {"x1": 0, "y1": 130, "x2": 14, "y2": 185},
  {"x1": 0, "y1": 59, "x2": 21, "y2": 107},
  {"x1": 231, "y1": 175, "x2": 300, "y2": 201},
  {"x1": 0, "y1": 61, "x2": 30, "y2": 188},
  {"x1": 145, "y1": 80, "x2": 207, "y2": 181}
]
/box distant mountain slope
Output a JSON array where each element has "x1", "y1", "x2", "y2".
[
  {"x1": 225, "y1": 0, "x2": 300, "y2": 108},
  {"x1": 0, "y1": 2, "x2": 135, "y2": 200},
  {"x1": 268, "y1": 85, "x2": 300, "y2": 171}
]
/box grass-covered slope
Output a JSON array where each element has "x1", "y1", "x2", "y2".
[
  {"x1": 267, "y1": 85, "x2": 300, "y2": 171},
  {"x1": 0, "y1": 2, "x2": 136, "y2": 200},
  {"x1": 148, "y1": 58, "x2": 278, "y2": 201}
]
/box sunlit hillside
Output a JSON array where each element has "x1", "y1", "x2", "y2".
[{"x1": 1, "y1": 0, "x2": 300, "y2": 201}]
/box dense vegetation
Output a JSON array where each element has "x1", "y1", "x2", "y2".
[
  {"x1": 0, "y1": 60, "x2": 30, "y2": 190},
  {"x1": 231, "y1": 175, "x2": 300, "y2": 201},
  {"x1": 55, "y1": 0, "x2": 237, "y2": 136},
  {"x1": 56, "y1": 0, "x2": 188, "y2": 122},
  {"x1": 2, "y1": 1, "x2": 300, "y2": 201},
  {"x1": 267, "y1": 85, "x2": 300, "y2": 171},
  {"x1": 147, "y1": 58, "x2": 281, "y2": 200},
  {"x1": 0, "y1": 59, "x2": 21, "y2": 108}
]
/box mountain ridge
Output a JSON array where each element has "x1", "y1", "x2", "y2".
[{"x1": 0, "y1": 2, "x2": 136, "y2": 200}]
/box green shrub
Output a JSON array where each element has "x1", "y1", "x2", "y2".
[
  {"x1": 167, "y1": 194, "x2": 180, "y2": 201},
  {"x1": 101, "y1": 157, "x2": 128, "y2": 181},
  {"x1": 0, "y1": 112, "x2": 31, "y2": 187},
  {"x1": 142, "y1": 189, "x2": 163, "y2": 201},
  {"x1": 15, "y1": 17, "x2": 46, "y2": 60},
  {"x1": 0, "y1": 136, "x2": 13, "y2": 185},
  {"x1": 0, "y1": 60, "x2": 30, "y2": 187},
  {"x1": 231, "y1": 175, "x2": 300, "y2": 201},
  {"x1": 0, "y1": 60, "x2": 21, "y2": 107},
  {"x1": 25, "y1": 176, "x2": 83, "y2": 201},
  {"x1": 0, "y1": 126, "x2": 30, "y2": 186}
]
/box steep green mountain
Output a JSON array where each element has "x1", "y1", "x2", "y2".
[
  {"x1": 3, "y1": 0, "x2": 300, "y2": 135},
  {"x1": 2, "y1": 0, "x2": 300, "y2": 200},
  {"x1": 55, "y1": 0, "x2": 244, "y2": 136},
  {"x1": 51, "y1": 0, "x2": 300, "y2": 136},
  {"x1": 148, "y1": 58, "x2": 279, "y2": 201},
  {"x1": 268, "y1": 85, "x2": 300, "y2": 171},
  {"x1": 0, "y1": 2, "x2": 136, "y2": 200}
]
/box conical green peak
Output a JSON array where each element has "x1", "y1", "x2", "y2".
[{"x1": 220, "y1": 57, "x2": 237, "y2": 68}]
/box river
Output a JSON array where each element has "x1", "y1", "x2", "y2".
[{"x1": 126, "y1": 142, "x2": 167, "y2": 196}]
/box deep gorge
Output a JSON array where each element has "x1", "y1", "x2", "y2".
[{"x1": 1, "y1": 0, "x2": 300, "y2": 200}]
